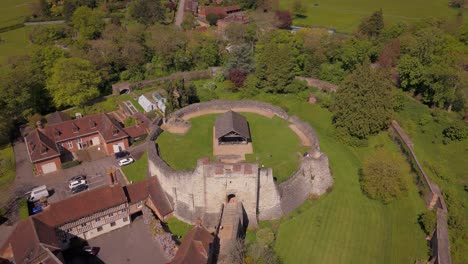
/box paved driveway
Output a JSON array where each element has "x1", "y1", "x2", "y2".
[{"x1": 88, "y1": 216, "x2": 168, "y2": 264}]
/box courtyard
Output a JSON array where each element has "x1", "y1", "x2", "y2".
[
  {"x1": 64, "y1": 216, "x2": 167, "y2": 264},
  {"x1": 157, "y1": 113, "x2": 308, "y2": 182}
]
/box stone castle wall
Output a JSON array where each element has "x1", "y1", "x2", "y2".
[{"x1": 148, "y1": 100, "x2": 333, "y2": 225}]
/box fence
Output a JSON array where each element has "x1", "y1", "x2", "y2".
[{"x1": 390, "y1": 120, "x2": 451, "y2": 264}]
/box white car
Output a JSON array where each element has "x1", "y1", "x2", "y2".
[
  {"x1": 69, "y1": 179, "x2": 87, "y2": 190},
  {"x1": 118, "y1": 157, "x2": 134, "y2": 166}
]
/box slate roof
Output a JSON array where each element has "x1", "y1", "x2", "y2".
[
  {"x1": 25, "y1": 113, "x2": 129, "y2": 162},
  {"x1": 46, "y1": 111, "x2": 71, "y2": 125},
  {"x1": 215, "y1": 111, "x2": 250, "y2": 140},
  {"x1": 172, "y1": 225, "x2": 214, "y2": 264},
  {"x1": 125, "y1": 177, "x2": 173, "y2": 217},
  {"x1": 25, "y1": 129, "x2": 61, "y2": 163},
  {"x1": 0, "y1": 218, "x2": 61, "y2": 264},
  {"x1": 34, "y1": 184, "x2": 127, "y2": 227}
]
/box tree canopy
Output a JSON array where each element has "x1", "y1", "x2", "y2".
[
  {"x1": 46, "y1": 57, "x2": 101, "y2": 107},
  {"x1": 333, "y1": 61, "x2": 394, "y2": 139}
]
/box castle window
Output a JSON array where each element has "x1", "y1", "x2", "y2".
[
  {"x1": 110, "y1": 222, "x2": 116, "y2": 227},
  {"x1": 97, "y1": 226, "x2": 103, "y2": 232},
  {"x1": 123, "y1": 217, "x2": 129, "y2": 222}
]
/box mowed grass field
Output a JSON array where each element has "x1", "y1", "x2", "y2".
[
  {"x1": 157, "y1": 113, "x2": 306, "y2": 181},
  {"x1": 273, "y1": 99, "x2": 429, "y2": 263},
  {"x1": 0, "y1": 27, "x2": 32, "y2": 67},
  {"x1": 0, "y1": 0, "x2": 31, "y2": 28},
  {"x1": 279, "y1": 0, "x2": 461, "y2": 32}
]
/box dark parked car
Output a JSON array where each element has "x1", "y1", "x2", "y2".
[
  {"x1": 83, "y1": 246, "x2": 100, "y2": 255},
  {"x1": 71, "y1": 184, "x2": 88, "y2": 194},
  {"x1": 114, "y1": 151, "x2": 129, "y2": 159}
]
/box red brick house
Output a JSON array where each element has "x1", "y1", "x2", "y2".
[
  {"x1": 198, "y1": 5, "x2": 241, "y2": 20},
  {"x1": 25, "y1": 112, "x2": 131, "y2": 175},
  {"x1": 172, "y1": 224, "x2": 215, "y2": 264}
]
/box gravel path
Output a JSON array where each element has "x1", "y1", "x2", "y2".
[{"x1": 175, "y1": 0, "x2": 186, "y2": 27}]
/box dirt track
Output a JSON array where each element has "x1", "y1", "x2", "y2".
[
  {"x1": 289, "y1": 124, "x2": 312, "y2": 146},
  {"x1": 182, "y1": 108, "x2": 275, "y2": 121}
]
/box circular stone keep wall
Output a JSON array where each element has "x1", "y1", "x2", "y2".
[{"x1": 148, "y1": 100, "x2": 333, "y2": 223}]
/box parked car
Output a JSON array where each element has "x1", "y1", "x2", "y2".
[
  {"x1": 71, "y1": 184, "x2": 88, "y2": 194},
  {"x1": 28, "y1": 185, "x2": 49, "y2": 202},
  {"x1": 69, "y1": 175, "x2": 86, "y2": 182},
  {"x1": 83, "y1": 246, "x2": 100, "y2": 255},
  {"x1": 118, "y1": 157, "x2": 134, "y2": 166},
  {"x1": 69, "y1": 179, "x2": 87, "y2": 190},
  {"x1": 114, "y1": 151, "x2": 129, "y2": 159},
  {"x1": 32, "y1": 203, "x2": 43, "y2": 214}
]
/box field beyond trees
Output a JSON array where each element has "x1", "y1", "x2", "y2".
[{"x1": 280, "y1": 0, "x2": 462, "y2": 32}]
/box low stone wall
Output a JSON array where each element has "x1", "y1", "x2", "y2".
[
  {"x1": 296, "y1": 77, "x2": 339, "y2": 92},
  {"x1": 149, "y1": 100, "x2": 333, "y2": 224},
  {"x1": 390, "y1": 120, "x2": 451, "y2": 264}
]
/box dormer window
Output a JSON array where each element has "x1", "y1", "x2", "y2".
[
  {"x1": 89, "y1": 120, "x2": 97, "y2": 128},
  {"x1": 54, "y1": 128, "x2": 61, "y2": 137},
  {"x1": 40, "y1": 146, "x2": 48, "y2": 154},
  {"x1": 72, "y1": 127, "x2": 79, "y2": 133},
  {"x1": 112, "y1": 128, "x2": 119, "y2": 136}
]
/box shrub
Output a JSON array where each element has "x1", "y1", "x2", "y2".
[
  {"x1": 360, "y1": 149, "x2": 408, "y2": 203},
  {"x1": 228, "y1": 68, "x2": 248, "y2": 88},
  {"x1": 206, "y1": 13, "x2": 219, "y2": 26},
  {"x1": 62, "y1": 160, "x2": 81, "y2": 169},
  {"x1": 284, "y1": 79, "x2": 308, "y2": 93},
  {"x1": 256, "y1": 228, "x2": 275, "y2": 246},
  {"x1": 442, "y1": 122, "x2": 467, "y2": 141},
  {"x1": 418, "y1": 211, "x2": 436, "y2": 235}
]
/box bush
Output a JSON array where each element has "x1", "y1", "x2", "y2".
[
  {"x1": 360, "y1": 149, "x2": 408, "y2": 203},
  {"x1": 442, "y1": 122, "x2": 467, "y2": 141},
  {"x1": 418, "y1": 211, "x2": 436, "y2": 235},
  {"x1": 206, "y1": 13, "x2": 219, "y2": 26},
  {"x1": 284, "y1": 79, "x2": 308, "y2": 93},
  {"x1": 256, "y1": 228, "x2": 275, "y2": 246},
  {"x1": 62, "y1": 160, "x2": 81, "y2": 169}
]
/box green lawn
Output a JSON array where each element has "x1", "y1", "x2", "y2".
[
  {"x1": 0, "y1": 0, "x2": 31, "y2": 28},
  {"x1": 18, "y1": 198, "x2": 29, "y2": 220},
  {"x1": 0, "y1": 27, "x2": 33, "y2": 70},
  {"x1": 166, "y1": 217, "x2": 193, "y2": 240},
  {"x1": 279, "y1": 0, "x2": 462, "y2": 33},
  {"x1": 121, "y1": 152, "x2": 148, "y2": 183},
  {"x1": 0, "y1": 145, "x2": 16, "y2": 187},
  {"x1": 157, "y1": 113, "x2": 306, "y2": 181},
  {"x1": 394, "y1": 96, "x2": 468, "y2": 263},
  {"x1": 271, "y1": 98, "x2": 429, "y2": 263}
]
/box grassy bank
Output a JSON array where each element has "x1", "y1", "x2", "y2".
[
  {"x1": 121, "y1": 152, "x2": 148, "y2": 183},
  {"x1": 279, "y1": 0, "x2": 462, "y2": 33}
]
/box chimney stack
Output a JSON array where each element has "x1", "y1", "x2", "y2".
[{"x1": 36, "y1": 120, "x2": 43, "y2": 130}]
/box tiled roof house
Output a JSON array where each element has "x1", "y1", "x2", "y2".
[{"x1": 25, "y1": 112, "x2": 130, "y2": 174}]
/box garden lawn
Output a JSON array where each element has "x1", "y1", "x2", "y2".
[
  {"x1": 279, "y1": 0, "x2": 462, "y2": 33},
  {"x1": 157, "y1": 113, "x2": 306, "y2": 180},
  {"x1": 0, "y1": 0, "x2": 31, "y2": 28},
  {"x1": 394, "y1": 96, "x2": 468, "y2": 263},
  {"x1": 166, "y1": 217, "x2": 193, "y2": 240},
  {"x1": 273, "y1": 99, "x2": 429, "y2": 263},
  {"x1": 0, "y1": 27, "x2": 32, "y2": 71},
  {"x1": 121, "y1": 152, "x2": 148, "y2": 183},
  {"x1": 0, "y1": 145, "x2": 16, "y2": 188}
]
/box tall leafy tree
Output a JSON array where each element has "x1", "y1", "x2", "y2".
[
  {"x1": 71, "y1": 6, "x2": 104, "y2": 41},
  {"x1": 47, "y1": 58, "x2": 101, "y2": 107},
  {"x1": 129, "y1": 0, "x2": 166, "y2": 25},
  {"x1": 333, "y1": 61, "x2": 394, "y2": 139},
  {"x1": 357, "y1": 9, "x2": 384, "y2": 37}
]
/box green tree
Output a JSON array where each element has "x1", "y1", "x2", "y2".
[
  {"x1": 47, "y1": 58, "x2": 101, "y2": 107},
  {"x1": 292, "y1": 0, "x2": 307, "y2": 17},
  {"x1": 206, "y1": 13, "x2": 220, "y2": 26},
  {"x1": 318, "y1": 62, "x2": 346, "y2": 84},
  {"x1": 225, "y1": 44, "x2": 254, "y2": 73},
  {"x1": 333, "y1": 61, "x2": 394, "y2": 139},
  {"x1": 357, "y1": 9, "x2": 384, "y2": 37},
  {"x1": 335, "y1": 37, "x2": 376, "y2": 71},
  {"x1": 129, "y1": 0, "x2": 166, "y2": 25},
  {"x1": 418, "y1": 211, "x2": 436, "y2": 235},
  {"x1": 360, "y1": 149, "x2": 408, "y2": 203},
  {"x1": 71, "y1": 6, "x2": 104, "y2": 41}
]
